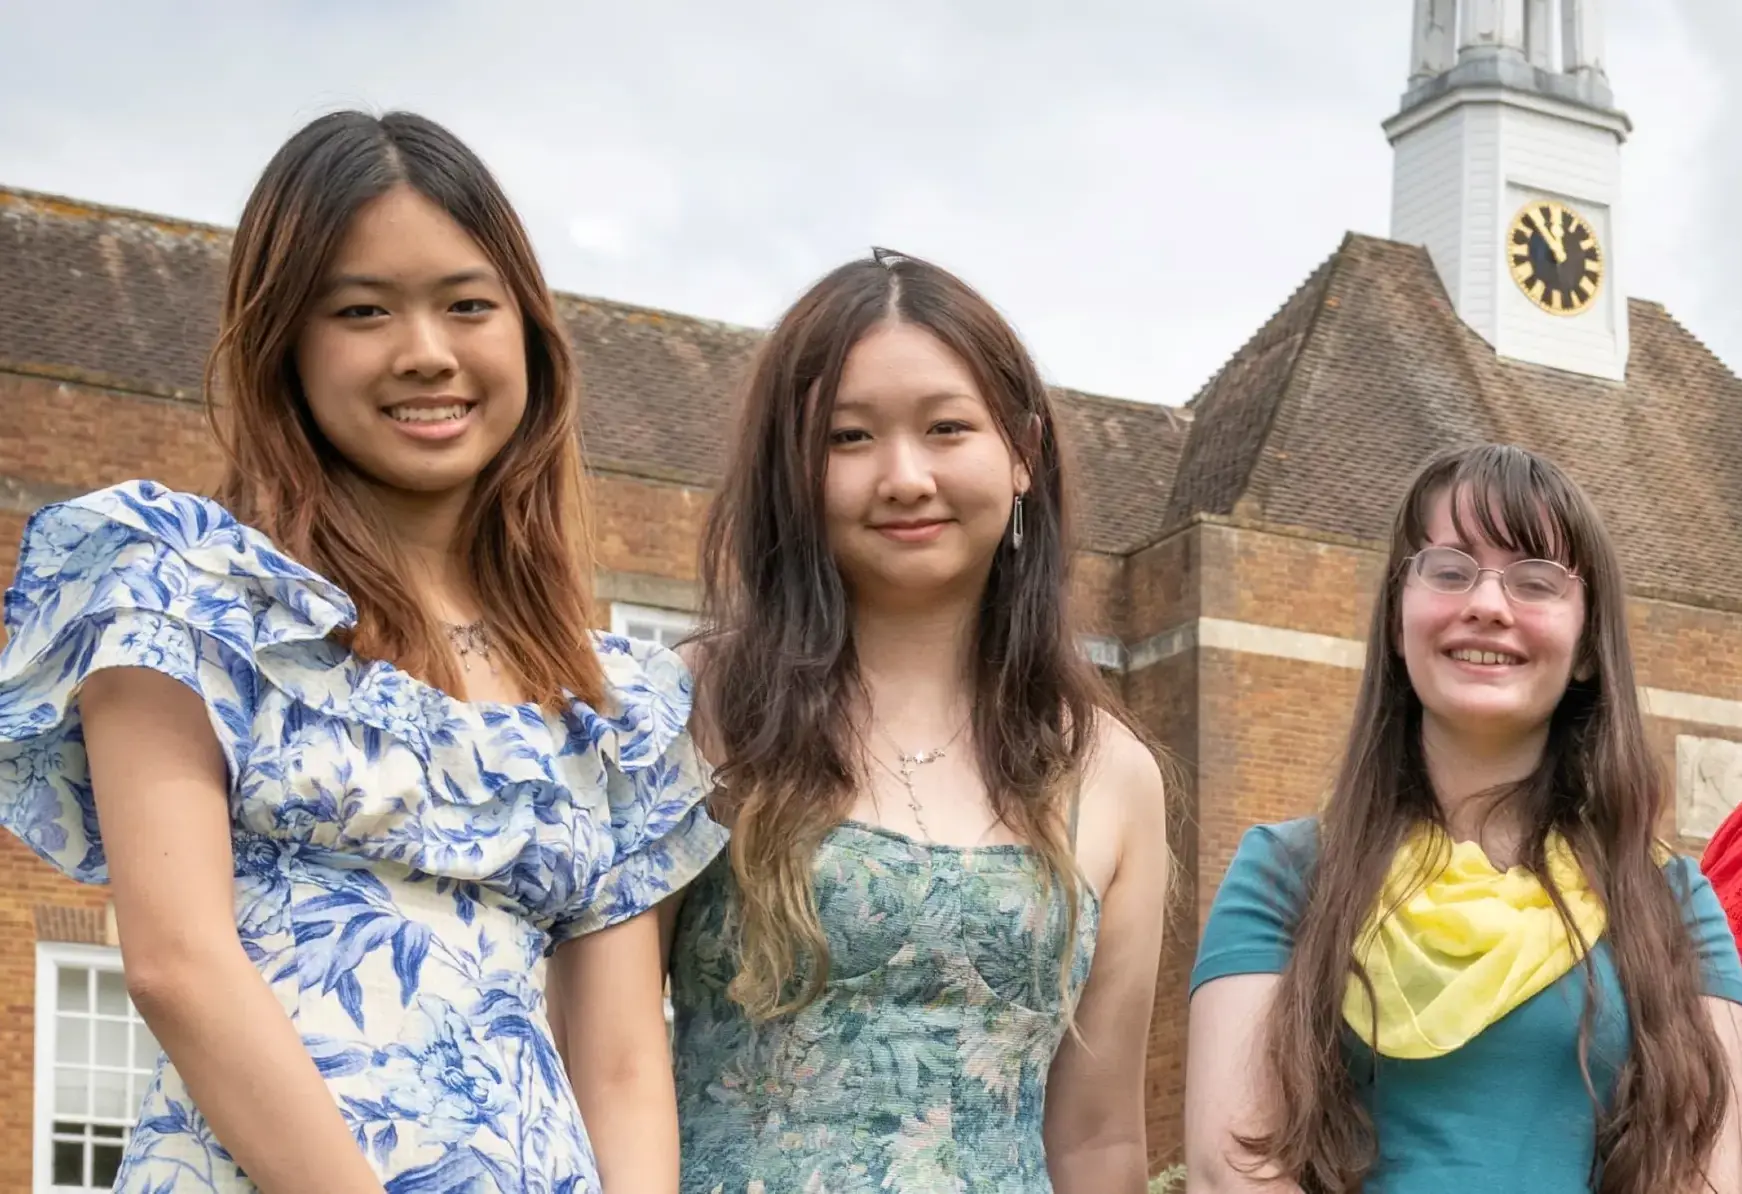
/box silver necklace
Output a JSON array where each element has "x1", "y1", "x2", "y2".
[
  {"x1": 870, "y1": 718, "x2": 969, "y2": 841},
  {"x1": 444, "y1": 620, "x2": 492, "y2": 673}
]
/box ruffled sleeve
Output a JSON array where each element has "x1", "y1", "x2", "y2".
[
  {"x1": 546, "y1": 634, "x2": 728, "y2": 945},
  {"x1": 0, "y1": 480, "x2": 352, "y2": 883}
]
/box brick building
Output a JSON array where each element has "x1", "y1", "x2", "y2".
[{"x1": 5, "y1": 1, "x2": 1742, "y2": 1189}]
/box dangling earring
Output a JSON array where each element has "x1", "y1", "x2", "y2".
[{"x1": 1011, "y1": 493, "x2": 1025, "y2": 550}]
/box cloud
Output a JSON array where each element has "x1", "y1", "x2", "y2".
[
  {"x1": 1658, "y1": 0, "x2": 1742, "y2": 366},
  {"x1": 0, "y1": 0, "x2": 1731, "y2": 406}
]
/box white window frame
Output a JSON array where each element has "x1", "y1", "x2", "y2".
[
  {"x1": 610, "y1": 602, "x2": 699, "y2": 649},
  {"x1": 33, "y1": 942, "x2": 153, "y2": 1194}
]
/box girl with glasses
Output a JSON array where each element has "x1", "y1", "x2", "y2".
[
  {"x1": 0, "y1": 111, "x2": 723, "y2": 1192},
  {"x1": 1184, "y1": 443, "x2": 1742, "y2": 1193}
]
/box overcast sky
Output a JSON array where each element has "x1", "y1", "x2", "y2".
[{"x1": 1, "y1": 0, "x2": 1734, "y2": 406}]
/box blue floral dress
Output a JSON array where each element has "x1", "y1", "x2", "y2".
[{"x1": 0, "y1": 480, "x2": 728, "y2": 1193}]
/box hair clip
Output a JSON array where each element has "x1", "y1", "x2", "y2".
[{"x1": 870, "y1": 246, "x2": 908, "y2": 269}]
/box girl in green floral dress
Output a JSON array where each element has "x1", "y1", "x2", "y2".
[{"x1": 662, "y1": 249, "x2": 1174, "y2": 1193}]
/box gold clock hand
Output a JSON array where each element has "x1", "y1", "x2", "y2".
[
  {"x1": 1527, "y1": 210, "x2": 1568, "y2": 264},
  {"x1": 1552, "y1": 213, "x2": 1573, "y2": 263}
]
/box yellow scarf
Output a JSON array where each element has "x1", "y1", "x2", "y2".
[{"x1": 1342, "y1": 825, "x2": 1606, "y2": 1059}]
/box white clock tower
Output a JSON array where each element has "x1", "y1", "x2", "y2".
[{"x1": 1383, "y1": 0, "x2": 1631, "y2": 381}]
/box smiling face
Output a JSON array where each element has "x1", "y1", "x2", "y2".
[
  {"x1": 1398, "y1": 487, "x2": 1588, "y2": 746},
  {"x1": 822, "y1": 320, "x2": 1028, "y2": 606},
  {"x1": 294, "y1": 184, "x2": 528, "y2": 500}
]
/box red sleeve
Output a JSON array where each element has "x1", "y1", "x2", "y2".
[{"x1": 1698, "y1": 802, "x2": 1742, "y2": 952}]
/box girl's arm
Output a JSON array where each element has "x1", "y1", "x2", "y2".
[
  {"x1": 1044, "y1": 725, "x2": 1170, "y2": 1194},
  {"x1": 1702, "y1": 996, "x2": 1742, "y2": 1194},
  {"x1": 550, "y1": 908, "x2": 678, "y2": 1194},
  {"x1": 1183, "y1": 974, "x2": 1304, "y2": 1193},
  {"x1": 82, "y1": 667, "x2": 385, "y2": 1193}
]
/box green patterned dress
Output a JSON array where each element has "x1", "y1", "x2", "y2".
[{"x1": 670, "y1": 820, "x2": 1100, "y2": 1193}]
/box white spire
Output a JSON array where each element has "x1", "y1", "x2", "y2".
[
  {"x1": 1409, "y1": 0, "x2": 1457, "y2": 82},
  {"x1": 1402, "y1": 0, "x2": 1616, "y2": 109},
  {"x1": 1524, "y1": 0, "x2": 1553, "y2": 69},
  {"x1": 1562, "y1": 0, "x2": 1607, "y2": 78},
  {"x1": 1384, "y1": 0, "x2": 1631, "y2": 382},
  {"x1": 1458, "y1": 0, "x2": 1525, "y2": 55}
]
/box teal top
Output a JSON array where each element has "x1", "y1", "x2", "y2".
[
  {"x1": 1191, "y1": 819, "x2": 1742, "y2": 1193},
  {"x1": 670, "y1": 821, "x2": 1100, "y2": 1194}
]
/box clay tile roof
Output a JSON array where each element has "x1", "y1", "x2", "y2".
[
  {"x1": 0, "y1": 185, "x2": 1180, "y2": 556},
  {"x1": 0, "y1": 190, "x2": 225, "y2": 397},
  {"x1": 1165, "y1": 247, "x2": 1339, "y2": 528},
  {"x1": 555, "y1": 293, "x2": 760, "y2": 486},
  {"x1": 1174, "y1": 231, "x2": 1742, "y2": 603},
  {"x1": 1053, "y1": 387, "x2": 1188, "y2": 554}
]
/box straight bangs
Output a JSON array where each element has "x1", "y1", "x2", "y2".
[{"x1": 1402, "y1": 448, "x2": 1588, "y2": 574}]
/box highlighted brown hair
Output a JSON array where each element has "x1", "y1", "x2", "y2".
[
  {"x1": 697, "y1": 249, "x2": 1125, "y2": 1020},
  {"x1": 206, "y1": 110, "x2": 603, "y2": 709}
]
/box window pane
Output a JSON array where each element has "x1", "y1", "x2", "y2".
[
  {"x1": 93, "y1": 1067, "x2": 129, "y2": 1119},
  {"x1": 132, "y1": 1023, "x2": 159, "y2": 1069},
  {"x1": 56, "y1": 1015, "x2": 90, "y2": 1064},
  {"x1": 612, "y1": 603, "x2": 697, "y2": 647},
  {"x1": 96, "y1": 1019, "x2": 129, "y2": 1066},
  {"x1": 52, "y1": 1138, "x2": 85, "y2": 1185},
  {"x1": 58, "y1": 966, "x2": 88, "y2": 1012},
  {"x1": 55, "y1": 1066, "x2": 88, "y2": 1116},
  {"x1": 96, "y1": 970, "x2": 128, "y2": 1016},
  {"x1": 44, "y1": 954, "x2": 151, "y2": 1187},
  {"x1": 92, "y1": 1141, "x2": 124, "y2": 1186}
]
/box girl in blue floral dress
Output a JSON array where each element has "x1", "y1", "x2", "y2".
[
  {"x1": 0, "y1": 110, "x2": 724, "y2": 1193},
  {"x1": 665, "y1": 250, "x2": 1174, "y2": 1193}
]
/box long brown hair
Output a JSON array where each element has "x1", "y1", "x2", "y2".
[
  {"x1": 1251, "y1": 444, "x2": 1728, "y2": 1192},
  {"x1": 206, "y1": 110, "x2": 604, "y2": 708},
  {"x1": 698, "y1": 249, "x2": 1112, "y2": 1020}
]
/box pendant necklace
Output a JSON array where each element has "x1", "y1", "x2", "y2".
[
  {"x1": 444, "y1": 620, "x2": 493, "y2": 674},
  {"x1": 870, "y1": 717, "x2": 970, "y2": 842}
]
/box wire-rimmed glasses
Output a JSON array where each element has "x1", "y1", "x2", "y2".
[{"x1": 1403, "y1": 546, "x2": 1583, "y2": 603}]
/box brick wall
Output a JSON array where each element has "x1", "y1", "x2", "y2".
[
  {"x1": 591, "y1": 474, "x2": 710, "y2": 583},
  {"x1": 1126, "y1": 647, "x2": 1198, "y2": 1166},
  {"x1": 12, "y1": 375, "x2": 1742, "y2": 1184},
  {"x1": 0, "y1": 512, "x2": 24, "y2": 592},
  {"x1": 1127, "y1": 523, "x2": 1198, "y2": 642},
  {"x1": 1630, "y1": 598, "x2": 1742, "y2": 697},
  {"x1": 0, "y1": 836, "x2": 114, "y2": 1194},
  {"x1": 0, "y1": 373, "x2": 222, "y2": 495},
  {"x1": 0, "y1": 373, "x2": 1184, "y2": 1184},
  {"x1": 1072, "y1": 549, "x2": 1128, "y2": 642}
]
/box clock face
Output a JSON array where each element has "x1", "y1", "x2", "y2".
[{"x1": 1507, "y1": 200, "x2": 1604, "y2": 316}]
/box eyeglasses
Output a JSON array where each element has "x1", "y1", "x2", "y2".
[{"x1": 1403, "y1": 546, "x2": 1583, "y2": 604}]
